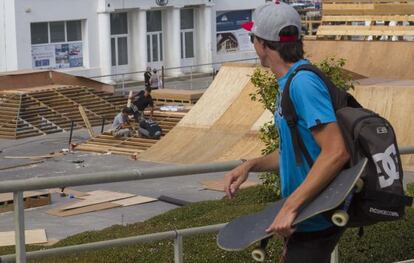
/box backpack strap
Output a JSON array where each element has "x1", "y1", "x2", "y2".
[{"x1": 281, "y1": 64, "x2": 355, "y2": 167}]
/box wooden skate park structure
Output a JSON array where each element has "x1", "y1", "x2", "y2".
[
  {"x1": 1, "y1": 0, "x2": 414, "y2": 165},
  {"x1": 316, "y1": 0, "x2": 414, "y2": 40}
]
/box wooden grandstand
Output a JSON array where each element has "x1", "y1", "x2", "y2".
[
  {"x1": 0, "y1": 86, "x2": 126, "y2": 139},
  {"x1": 317, "y1": 0, "x2": 414, "y2": 40}
]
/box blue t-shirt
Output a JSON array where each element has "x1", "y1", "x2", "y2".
[{"x1": 275, "y1": 59, "x2": 337, "y2": 232}]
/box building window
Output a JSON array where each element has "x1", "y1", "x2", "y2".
[
  {"x1": 180, "y1": 9, "x2": 195, "y2": 59},
  {"x1": 31, "y1": 23, "x2": 49, "y2": 44},
  {"x1": 31, "y1": 20, "x2": 83, "y2": 69},
  {"x1": 146, "y1": 11, "x2": 163, "y2": 63},
  {"x1": 110, "y1": 13, "x2": 129, "y2": 67}
]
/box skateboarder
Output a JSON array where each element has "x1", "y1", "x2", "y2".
[{"x1": 224, "y1": 2, "x2": 350, "y2": 262}]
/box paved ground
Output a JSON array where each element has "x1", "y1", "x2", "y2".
[
  {"x1": 1, "y1": 129, "x2": 412, "y2": 242},
  {"x1": 0, "y1": 127, "x2": 260, "y2": 241}
]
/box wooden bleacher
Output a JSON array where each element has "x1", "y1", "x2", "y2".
[{"x1": 317, "y1": 0, "x2": 414, "y2": 40}]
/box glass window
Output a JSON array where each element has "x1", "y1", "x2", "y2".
[
  {"x1": 31, "y1": 23, "x2": 49, "y2": 44},
  {"x1": 185, "y1": 31, "x2": 194, "y2": 58},
  {"x1": 117, "y1": 37, "x2": 128, "y2": 65},
  {"x1": 181, "y1": 9, "x2": 194, "y2": 30},
  {"x1": 110, "y1": 13, "x2": 128, "y2": 35},
  {"x1": 152, "y1": 34, "x2": 158, "y2": 62},
  {"x1": 67, "y1": 21, "x2": 82, "y2": 41},
  {"x1": 160, "y1": 33, "x2": 163, "y2": 61},
  {"x1": 111, "y1": 38, "x2": 116, "y2": 66},
  {"x1": 50, "y1": 22, "x2": 65, "y2": 43},
  {"x1": 147, "y1": 35, "x2": 151, "y2": 62},
  {"x1": 147, "y1": 11, "x2": 162, "y2": 32}
]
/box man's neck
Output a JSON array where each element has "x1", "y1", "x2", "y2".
[{"x1": 269, "y1": 59, "x2": 295, "y2": 79}]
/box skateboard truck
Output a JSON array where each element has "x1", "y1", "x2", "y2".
[
  {"x1": 252, "y1": 237, "x2": 270, "y2": 262},
  {"x1": 331, "y1": 178, "x2": 364, "y2": 226}
]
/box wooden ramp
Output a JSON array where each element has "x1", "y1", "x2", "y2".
[
  {"x1": 317, "y1": 0, "x2": 414, "y2": 40},
  {"x1": 139, "y1": 64, "x2": 267, "y2": 164},
  {"x1": 304, "y1": 40, "x2": 414, "y2": 80}
]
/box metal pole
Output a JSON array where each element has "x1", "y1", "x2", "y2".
[
  {"x1": 101, "y1": 118, "x2": 105, "y2": 134},
  {"x1": 68, "y1": 120, "x2": 74, "y2": 147},
  {"x1": 330, "y1": 245, "x2": 339, "y2": 263},
  {"x1": 14, "y1": 191, "x2": 26, "y2": 263},
  {"x1": 162, "y1": 66, "x2": 165, "y2": 89},
  {"x1": 174, "y1": 234, "x2": 183, "y2": 263}
]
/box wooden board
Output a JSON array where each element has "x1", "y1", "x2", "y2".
[
  {"x1": 317, "y1": 25, "x2": 414, "y2": 36},
  {"x1": 323, "y1": 3, "x2": 414, "y2": 15},
  {"x1": 201, "y1": 179, "x2": 259, "y2": 192},
  {"x1": 78, "y1": 105, "x2": 95, "y2": 138},
  {"x1": 0, "y1": 229, "x2": 47, "y2": 247},
  {"x1": 111, "y1": 196, "x2": 157, "y2": 206},
  {"x1": 47, "y1": 202, "x2": 121, "y2": 217},
  {"x1": 322, "y1": 15, "x2": 414, "y2": 22},
  {"x1": 0, "y1": 192, "x2": 51, "y2": 213},
  {"x1": 61, "y1": 190, "x2": 135, "y2": 211}
]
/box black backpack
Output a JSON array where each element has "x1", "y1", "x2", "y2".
[
  {"x1": 139, "y1": 119, "x2": 162, "y2": 139},
  {"x1": 281, "y1": 64, "x2": 413, "y2": 228}
]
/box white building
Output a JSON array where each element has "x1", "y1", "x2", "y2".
[{"x1": 0, "y1": 0, "x2": 264, "y2": 82}]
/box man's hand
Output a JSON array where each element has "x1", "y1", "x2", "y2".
[
  {"x1": 265, "y1": 204, "x2": 297, "y2": 238},
  {"x1": 224, "y1": 163, "x2": 250, "y2": 199}
]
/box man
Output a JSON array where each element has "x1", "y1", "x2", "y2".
[
  {"x1": 112, "y1": 107, "x2": 132, "y2": 138},
  {"x1": 130, "y1": 86, "x2": 154, "y2": 124},
  {"x1": 144, "y1": 66, "x2": 152, "y2": 88},
  {"x1": 223, "y1": 2, "x2": 350, "y2": 262},
  {"x1": 150, "y1": 69, "x2": 161, "y2": 90}
]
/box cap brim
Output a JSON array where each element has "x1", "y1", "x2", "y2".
[{"x1": 241, "y1": 21, "x2": 254, "y2": 31}]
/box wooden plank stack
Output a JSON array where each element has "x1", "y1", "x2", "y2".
[{"x1": 317, "y1": 0, "x2": 414, "y2": 40}]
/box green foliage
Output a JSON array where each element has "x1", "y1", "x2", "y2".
[
  {"x1": 249, "y1": 57, "x2": 354, "y2": 195},
  {"x1": 407, "y1": 183, "x2": 414, "y2": 197},
  {"x1": 1, "y1": 186, "x2": 413, "y2": 263}
]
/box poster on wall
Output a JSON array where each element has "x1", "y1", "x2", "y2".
[
  {"x1": 32, "y1": 45, "x2": 56, "y2": 69},
  {"x1": 32, "y1": 42, "x2": 83, "y2": 69},
  {"x1": 216, "y1": 10, "x2": 252, "y2": 54}
]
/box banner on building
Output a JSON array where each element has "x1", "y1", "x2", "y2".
[
  {"x1": 32, "y1": 42, "x2": 83, "y2": 69},
  {"x1": 216, "y1": 10, "x2": 252, "y2": 53}
]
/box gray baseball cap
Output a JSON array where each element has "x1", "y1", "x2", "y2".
[{"x1": 241, "y1": 1, "x2": 302, "y2": 42}]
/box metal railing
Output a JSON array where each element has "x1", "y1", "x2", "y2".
[
  {"x1": 1, "y1": 146, "x2": 414, "y2": 263},
  {"x1": 90, "y1": 57, "x2": 259, "y2": 94}
]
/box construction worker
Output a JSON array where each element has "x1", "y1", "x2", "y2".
[
  {"x1": 130, "y1": 86, "x2": 154, "y2": 124},
  {"x1": 111, "y1": 107, "x2": 132, "y2": 138},
  {"x1": 223, "y1": 2, "x2": 350, "y2": 262}
]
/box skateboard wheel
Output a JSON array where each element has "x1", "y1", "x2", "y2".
[
  {"x1": 332, "y1": 210, "x2": 349, "y2": 227},
  {"x1": 252, "y1": 248, "x2": 266, "y2": 262},
  {"x1": 355, "y1": 179, "x2": 364, "y2": 193}
]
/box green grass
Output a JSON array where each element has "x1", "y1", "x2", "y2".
[{"x1": 1, "y1": 185, "x2": 413, "y2": 263}]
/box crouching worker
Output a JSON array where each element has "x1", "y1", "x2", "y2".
[
  {"x1": 130, "y1": 86, "x2": 154, "y2": 124},
  {"x1": 112, "y1": 107, "x2": 132, "y2": 138}
]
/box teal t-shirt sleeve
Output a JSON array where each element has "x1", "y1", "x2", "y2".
[{"x1": 290, "y1": 71, "x2": 336, "y2": 129}]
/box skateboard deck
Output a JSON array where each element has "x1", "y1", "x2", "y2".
[{"x1": 217, "y1": 158, "x2": 368, "y2": 251}]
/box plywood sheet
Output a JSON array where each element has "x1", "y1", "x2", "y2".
[
  {"x1": 201, "y1": 179, "x2": 259, "y2": 192},
  {"x1": 47, "y1": 202, "x2": 120, "y2": 217},
  {"x1": 0, "y1": 229, "x2": 47, "y2": 247},
  {"x1": 351, "y1": 81, "x2": 414, "y2": 166},
  {"x1": 111, "y1": 196, "x2": 157, "y2": 206},
  {"x1": 62, "y1": 190, "x2": 135, "y2": 211},
  {"x1": 304, "y1": 40, "x2": 414, "y2": 80},
  {"x1": 178, "y1": 64, "x2": 256, "y2": 128},
  {"x1": 0, "y1": 191, "x2": 48, "y2": 203}
]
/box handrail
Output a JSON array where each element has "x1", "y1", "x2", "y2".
[{"x1": 0, "y1": 146, "x2": 413, "y2": 263}]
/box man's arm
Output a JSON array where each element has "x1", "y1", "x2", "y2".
[
  {"x1": 266, "y1": 122, "x2": 350, "y2": 237},
  {"x1": 224, "y1": 150, "x2": 280, "y2": 199}
]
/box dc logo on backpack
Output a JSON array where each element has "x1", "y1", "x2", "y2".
[{"x1": 372, "y1": 144, "x2": 400, "y2": 189}]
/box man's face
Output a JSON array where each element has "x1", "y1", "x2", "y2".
[{"x1": 251, "y1": 35, "x2": 269, "y2": 68}]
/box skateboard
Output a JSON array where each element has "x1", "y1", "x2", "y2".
[{"x1": 217, "y1": 158, "x2": 368, "y2": 262}]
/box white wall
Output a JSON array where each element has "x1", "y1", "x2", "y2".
[
  {"x1": 13, "y1": 0, "x2": 100, "y2": 76},
  {"x1": 0, "y1": 0, "x2": 18, "y2": 72}
]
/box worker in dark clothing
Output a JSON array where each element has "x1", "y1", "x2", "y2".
[
  {"x1": 144, "y1": 67, "x2": 152, "y2": 88},
  {"x1": 130, "y1": 86, "x2": 154, "y2": 124}
]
